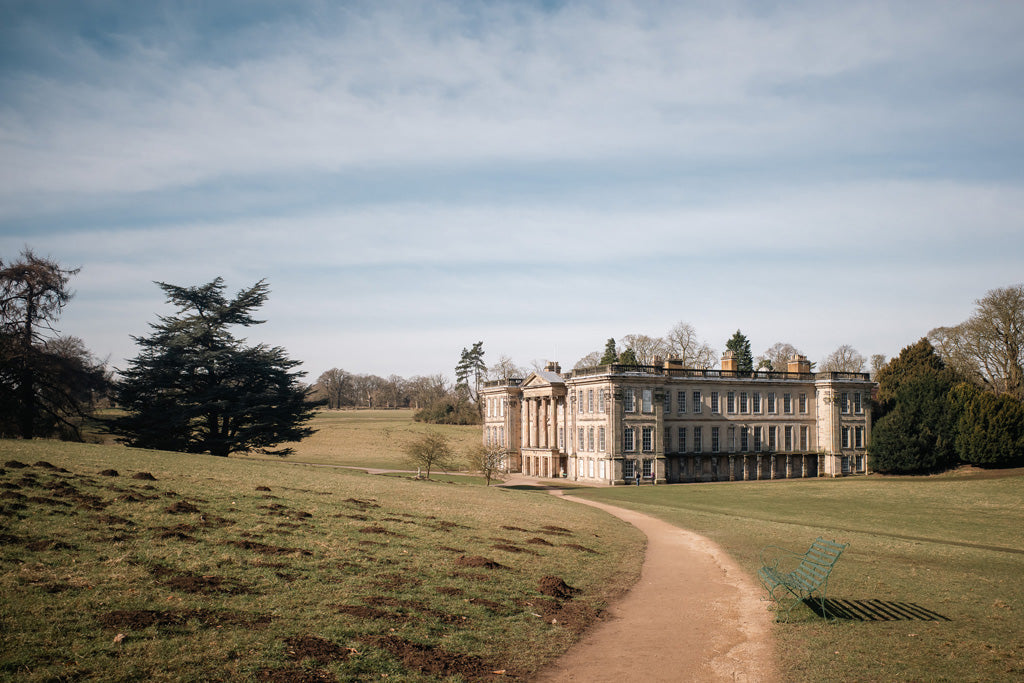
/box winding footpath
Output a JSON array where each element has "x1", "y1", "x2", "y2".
[
  {"x1": 519, "y1": 483, "x2": 778, "y2": 683},
  {"x1": 315, "y1": 465, "x2": 777, "y2": 680}
]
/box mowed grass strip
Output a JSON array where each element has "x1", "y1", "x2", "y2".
[
  {"x1": 0, "y1": 439, "x2": 644, "y2": 682},
  {"x1": 572, "y1": 471, "x2": 1024, "y2": 683}
]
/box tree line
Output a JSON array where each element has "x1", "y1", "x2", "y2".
[
  {"x1": 310, "y1": 369, "x2": 450, "y2": 411},
  {"x1": 572, "y1": 322, "x2": 874, "y2": 374},
  {"x1": 870, "y1": 285, "x2": 1024, "y2": 473},
  {"x1": 6, "y1": 246, "x2": 1022, "y2": 471}
]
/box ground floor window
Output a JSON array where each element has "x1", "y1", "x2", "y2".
[
  {"x1": 588, "y1": 458, "x2": 594, "y2": 478},
  {"x1": 642, "y1": 459, "x2": 653, "y2": 478},
  {"x1": 599, "y1": 459, "x2": 606, "y2": 479},
  {"x1": 623, "y1": 459, "x2": 636, "y2": 479}
]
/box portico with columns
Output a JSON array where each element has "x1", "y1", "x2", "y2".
[
  {"x1": 518, "y1": 363, "x2": 569, "y2": 479},
  {"x1": 480, "y1": 353, "x2": 875, "y2": 485}
]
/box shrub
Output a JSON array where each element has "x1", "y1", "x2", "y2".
[
  {"x1": 869, "y1": 371, "x2": 959, "y2": 474},
  {"x1": 413, "y1": 399, "x2": 481, "y2": 425},
  {"x1": 953, "y1": 383, "x2": 1024, "y2": 468}
]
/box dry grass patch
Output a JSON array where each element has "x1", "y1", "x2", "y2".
[
  {"x1": 254, "y1": 408, "x2": 482, "y2": 470},
  {"x1": 0, "y1": 438, "x2": 643, "y2": 681}
]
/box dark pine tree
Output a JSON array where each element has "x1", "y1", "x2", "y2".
[
  {"x1": 600, "y1": 338, "x2": 618, "y2": 365},
  {"x1": 455, "y1": 341, "x2": 486, "y2": 403},
  {"x1": 725, "y1": 330, "x2": 754, "y2": 374},
  {"x1": 617, "y1": 347, "x2": 639, "y2": 365},
  {"x1": 112, "y1": 278, "x2": 315, "y2": 456}
]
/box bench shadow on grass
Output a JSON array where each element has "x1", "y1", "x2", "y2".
[{"x1": 807, "y1": 598, "x2": 952, "y2": 622}]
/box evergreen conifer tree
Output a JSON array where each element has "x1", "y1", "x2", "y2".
[
  {"x1": 455, "y1": 342, "x2": 486, "y2": 402},
  {"x1": 112, "y1": 279, "x2": 315, "y2": 456},
  {"x1": 725, "y1": 330, "x2": 754, "y2": 373},
  {"x1": 617, "y1": 347, "x2": 639, "y2": 365},
  {"x1": 600, "y1": 338, "x2": 618, "y2": 365},
  {"x1": 869, "y1": 338, "x2": 961, "y2": 473}
]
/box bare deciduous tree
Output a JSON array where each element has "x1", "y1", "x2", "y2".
[
  {"x1": 869, "y1": 354, "x2": 888, "y2": 379},
  {"x1": 573, "y1": 350, "x2": 604, "y2": 369},
  {"x1": 929, "y1": 284, "x2": 1024, "y2": 398},
  {"x1": 756, "y1": 342, "x2": 804, "y2": 372},
  {"x1": 664, "y1": 321, "x2": 716, "y2": 368},
  {"x1": 316, "y1": 368, "x2": 353, "y2": 409},
  {"x1": 620, "y1": 333, "x2": 669, "y2": 366},
  {"x1": 404, "y1": 430, "x2": 457, "y2": 479},
  {"x1": 1, "y1": 249, "x2": 105, "y2": 439},
  {"x1": 408, "y1": 374, "x2": 449, "y2": 409},
  {"x1": 467, "y1": 442, "x2": 506, "y2": 486},
  {"x1": 819, "y1": 345, "x2": 866, "y2": 373},
  {"x1": 489, "y1": 354, "x2": 526, "y2": 381}
]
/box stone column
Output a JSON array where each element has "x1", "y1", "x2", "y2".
[
  {"x1": 539, "y1": 398, "x2": 547, "y2": 449},
  {"x1": 530, "y1": 398, "x2": 538, "y2": 449},
  {"x1": 547, "y1": 397, "x2": 556, "y2": 450}
]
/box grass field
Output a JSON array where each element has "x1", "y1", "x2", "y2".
[
  {"x1": 7, "y1": 409, "x2": 1024, "y2": 681},
  {"x1": 572, "y1": 472, "x2": 1024, "y2": 682},
  {"x1": 0, "y1": 437, "x2": 644, "y2": 681},
  {"x1": 257, "y1": 409, "x2": 483, "y2": 471}
]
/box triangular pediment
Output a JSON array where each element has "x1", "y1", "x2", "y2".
[{"x1": 521, "y1": 370, "x2": 565, "y2": 388}]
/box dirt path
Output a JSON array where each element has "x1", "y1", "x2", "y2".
[{"x1": 531, "y1": 489, "x2": 777, "y2": 683}]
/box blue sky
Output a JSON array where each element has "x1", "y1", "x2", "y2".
[{"x1": 2, "y1": 0, "x2": 1023, "y2": 381}]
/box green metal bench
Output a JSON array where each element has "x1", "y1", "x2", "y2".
[{"x1": 758, "y1": 537, "x2": 848, "y2": 620}]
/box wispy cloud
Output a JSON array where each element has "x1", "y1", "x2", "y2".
[{"x1": 2, "y1": 1, "x2": 1023, "y2": 378}]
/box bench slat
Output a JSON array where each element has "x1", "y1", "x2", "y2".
[{"x1": 758, "y1": 537, "x2": 848, "y2": 620}]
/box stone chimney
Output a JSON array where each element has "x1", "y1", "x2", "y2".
[
  {"x1": 544, "y1": 361, "x2": 561, "y2": 374},
  {"x1": 787, "y1": 355, "x2": 812, "y2": 374},
  {"x1": 663, "y1": 357, "x2": 683, "y2": 371},
  {"x1": 721, "y1": 350, "x2": 738, "y2": 372}
]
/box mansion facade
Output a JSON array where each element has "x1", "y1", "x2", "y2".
[{"x1": 480, "y1": 353, "x2": 875, "y2": 485}]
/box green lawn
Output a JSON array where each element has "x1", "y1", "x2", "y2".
[
  {"x1": 0, "y1": 438, "x2": 644, "y2": 682},
  {"x1": 570, "y1": 472, "x2": 1024, "y2": 682},
  {"x1": 20, "y1": 409, "x2": 1024, "y2": 681}
]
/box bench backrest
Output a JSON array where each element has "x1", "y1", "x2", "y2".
[{"x1": 794, "y1": 538, "x2": 848, "y2": 589}]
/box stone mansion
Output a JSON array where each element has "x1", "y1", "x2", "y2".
[{"x1": 480, "y1": 353, "x2": 875, "y2": 485}]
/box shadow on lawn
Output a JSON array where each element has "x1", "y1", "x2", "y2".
[
  {"x1": 500, "y1": 484, "x2": 576, "y2": 492},
  {"x1": 808, "y1": 598, "x2": 952, "y2": 622}
]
